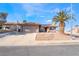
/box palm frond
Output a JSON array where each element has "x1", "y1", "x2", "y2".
[{"x1": 53, "y1": 10, "x2": 75, "y2": 23}]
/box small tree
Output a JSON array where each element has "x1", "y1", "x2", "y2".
[
  {"x1": 23, "y1": 20, "x2": 27, "y2": 23},
  {"x1": 0, "y1": 12, "x2": 8, "y2": 28},
  {"x1": 0, "y1": 12, "x2": 8, "y2": 30},
  {"x1": 0, "y1": 12, "x2": 8, "y2": 23}
]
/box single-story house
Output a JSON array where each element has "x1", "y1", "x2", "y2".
[{"x1": 0, "y1": 22, "x2": 57, "y2": 33}]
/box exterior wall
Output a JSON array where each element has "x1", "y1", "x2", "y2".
[
  {"x1": 2, "y1": 25, "x2": 17, "y2": 31},
  {"x1": 1, "y1": 25, "x2": 39, "y2": 33},
  {"x1": 9, "y1": 26, "x2": 17, "y2": 31},
  {"x1": 23, "y1": 25, "x2": 39, "y2": 33}
]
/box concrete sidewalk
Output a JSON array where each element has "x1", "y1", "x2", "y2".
[{"x1": 0, "y1": 45, "x2": 79, "y2": 56}]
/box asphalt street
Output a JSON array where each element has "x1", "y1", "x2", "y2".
[{"x1": 0, "y1": 45, "x2": 79, "y2": 56}]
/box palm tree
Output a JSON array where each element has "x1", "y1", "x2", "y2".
[{"x1": 53, "y1": 10, "x2": 75, "y2": 34}]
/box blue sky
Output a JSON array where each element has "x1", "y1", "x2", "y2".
[{"x1": 0, "y1": 3, "x2": 79, "y2": 31}]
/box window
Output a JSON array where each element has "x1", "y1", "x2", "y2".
[
  {"x1": 50, "y1": 27, "x2": 53, "y2": 30},
  {"x1": 6, "y1": 27, "x2": 10, "y2": 29},
  {"x1": 0, "y1": 26, "x2": 2, "y2": 29}
]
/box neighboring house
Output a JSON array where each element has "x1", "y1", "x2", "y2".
[
  {"x1": 72, "y1": 25, "x2": 79, "y2": 33},
  {"x1": 65, "y1": 25, "x2": 79, "y2": 35}
]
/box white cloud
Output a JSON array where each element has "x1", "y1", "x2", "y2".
[
  {"x1": 40, "y1": 16, "x2": 45, "y2": 17},
  {"x1": 63, "y1": 7, "x2": 71, "y2": 12},
  {"x1": 63, "y1": 7, "x2": 75, "y2": 15},
  {"x1": 21, "y1": 4, "x2": 55, "y2": 17},
  {"x1": 66, "y1": 7, "x2": 71, "y2": 12},
  {"x1": 53, "y1": 8, "x2": 60, "y2": 13},
  {"x1": 21, "y1": 4, "x2": 44, "y2": 17},
  {"x1": 46, "y1": 19, "x2": 52, "y2": 23}
]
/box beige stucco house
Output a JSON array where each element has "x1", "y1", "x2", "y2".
[
  {"x1": 0, "y1": 22, "x2": 57, "y2": 33},
  {"x1": 1, "y1": 22, "x2": 40, "y2": 33}
]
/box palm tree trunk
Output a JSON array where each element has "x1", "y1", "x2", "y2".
[{"x1": 59, "y1": 22, "x2": 65, "y2": 34}]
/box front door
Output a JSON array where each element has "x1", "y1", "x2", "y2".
[{"x1": 45, "y1": 27, "x2": 47, "y2": 32}]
